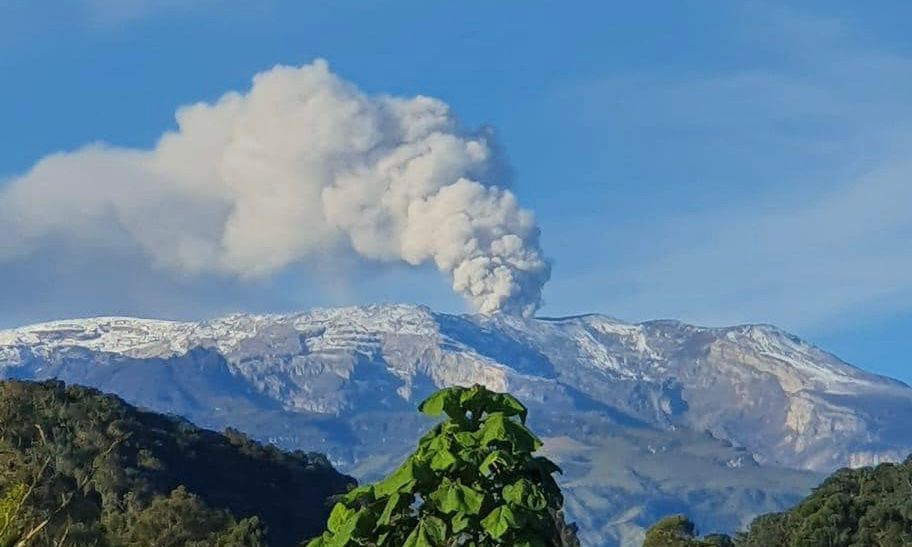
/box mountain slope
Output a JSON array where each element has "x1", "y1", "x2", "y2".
[
  {"x1": 736, "y1": 455, "x2": 912, "y2": 546},
  {"x1": 2, "y1": 304, "x2": 908, "y2": 544},
  {"x1": 0, "y1": 379, "x2": 354, "y2": 547},
  {"x1": 2, "y1": 305, "x2": 908, "y2": 470}
]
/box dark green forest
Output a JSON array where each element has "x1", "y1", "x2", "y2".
[
  {"x1": 644, "y1": 455, "x2": 912, "y2": 547},
  {"x1": 0, "y1": 380, "x2": 353, "y2": 547}
]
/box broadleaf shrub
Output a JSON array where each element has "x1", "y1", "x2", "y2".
[{"x1": 306, "y1": 384, "x2": 578, "y2": 546}]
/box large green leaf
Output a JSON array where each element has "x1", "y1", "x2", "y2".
[
  {"x1": 326, "y1": 507, "x2": 375, "y2": 547},
  {"x1": 417, "y1": 423, "x2": 445, "y2": 448},
  {"x1": 402, "y1": 516, "x2": 447, "y2": 547},
  {"x1": 418, "y1": 388, "x2": 464, "y2": 421},
  {"x1": 486, "y1": 393, "x2": 529, "y2": 423},
  {"x1": 454, "y1": 431, "x2": 478, "y2": 448},
  {"x1": 477, "y1": 412, "x2": 542, "y2": 453},
  {"x1": 327, "y1": 503, "x2": 355, "y2": 534},
  {"x1": 458, "y1": 385, "x2": 529, "y2": 423},
  {"x1": 425, "y1": 432, "x2": 451, "y2": 452},
  {"x1": 451, "y1": 512, "x2": 470, "y2": 534},
  {"x1": 375, "y1": 458, "x2": 420, "y2": 496},
  {"x1": 429, "y1": 448, "x2": 458, "y2": 471},
  {"x1": 503, "y1": 478, "x2": 547, "y2": 511},
  {"x1": 378, "y1": 493, "x2": 406, "y2": 526},
  {"x1": 480, "y1": 504, "x2": 523, "y2": 539},
  {"x1": 428, "y1": 479, "x2": 485, "y2": 515},
  {"x1": 304, "y1": 533, "x2": 328, "y2": 547},
  {"x1": 479, "y1": 449, "x2": 514, "y2": 476},
  {"x1": 340, "y1": 484, "x2": 375, "y2": 504},
  {"x1": 417, "y1": 432, "x2": 457, "y2": 471}
]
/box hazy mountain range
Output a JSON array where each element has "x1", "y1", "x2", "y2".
[{"x1": 3, "y1": 304, "x2": 911, "y2": 545}]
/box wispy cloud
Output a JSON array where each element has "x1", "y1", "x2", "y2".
[
  {"x1": 552, "y1": 3, "x2": 912, "y2": 332},
  {"x1": 606, "y1": 156, "x2": 912, "y2": 329}
]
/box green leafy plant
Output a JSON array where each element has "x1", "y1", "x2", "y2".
[
  {"x1": 0, "y1": 483, "x2": 27, "y2": 547},
  {"x1": 306, "y1": 384, "x2": 575, "y2": 546}
]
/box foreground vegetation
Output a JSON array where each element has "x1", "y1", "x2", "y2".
[
  {"x1": 0, "y1": 380, "x2": 353, "y2": 546},
  {"x1": 0, "y1": 380, "x2": 577, "y2": 546},
  {"x1": 645, "y1": 455, "x2": 912, "y2": 546},
  {"x1": 306, "y1": 384, "x2": 579, "y2": 546},
  {"x1": 7, "y1": 377, "x2": 912, "y2": 546}
]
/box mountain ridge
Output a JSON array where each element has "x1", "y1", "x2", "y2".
[
  {"x1": 2, "y1": 304, "x2": 910, "y2": 545},
  {"x1": 2, "y1": 304, "x2": 910, "y2": 470}
]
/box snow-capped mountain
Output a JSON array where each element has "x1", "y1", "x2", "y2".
[
  {"x1": 2, "y1": 304, "x2": 908, "y2": 469},
  {"x1": 2, "y1": 304, "x2": 910, "y2": 544}
]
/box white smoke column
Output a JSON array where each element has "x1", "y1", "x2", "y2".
[{"x1": 0, "y1": 60, "x2": 549, "y2": 316}]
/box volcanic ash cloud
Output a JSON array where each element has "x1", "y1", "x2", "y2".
[{"x1": 0, "y1": 60, "x2": 550, "y2": 316}]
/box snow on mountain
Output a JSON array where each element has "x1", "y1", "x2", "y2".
[{"x1": 1, "y1": 304, "x2": 910, "y2": 471}]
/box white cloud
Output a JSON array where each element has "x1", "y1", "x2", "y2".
[
  {"x1": 546, "y1": 3, "x2": 912, "y2": 332},
  {"x1": 0, "y1": 61, "x2": 549, "y2": 320},
  {"x1": 602, "y1": 156, "x2": 912, "y2": 329}
]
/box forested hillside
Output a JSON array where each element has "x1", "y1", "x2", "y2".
[
  {"x1": 0, "y1": 380, "x2": 354, "y2": 547},
  {"x1": 737, "y1": 454, "x2": 912, "y2": 546},
  {"x1": 645, "y1": 455, "x2": 912, "y2": 546}
]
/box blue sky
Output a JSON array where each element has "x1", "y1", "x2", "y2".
[{"x1": 1, "y1": 1, "x2": 910, "y2": 381}]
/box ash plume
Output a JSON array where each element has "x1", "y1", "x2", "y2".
[{"x1": 0, "y1": 60, "x2": 549, "y2": 316}]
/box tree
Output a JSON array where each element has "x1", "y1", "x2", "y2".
[
  {"x1": 306, "y1": 384, "x2": 577, "y2": 546},
  {"x1": 647, "y1": 454, "x2": 912, "y2": 546},
  {"x1": 734, "y1": 455, "x2": 912, "y2": 546},
  {"x1": 0, "y1": 380, "x2": 351, "y2": 547},
  {"x1": 110, "y1": 486, "x2": 265, "y2": 547},
  {"x1": 643, "y1": 515, "x2": 733, "y2": 547},
  {"x1": 732, "y1": 513, "x2": 786, "y2": 547}
]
